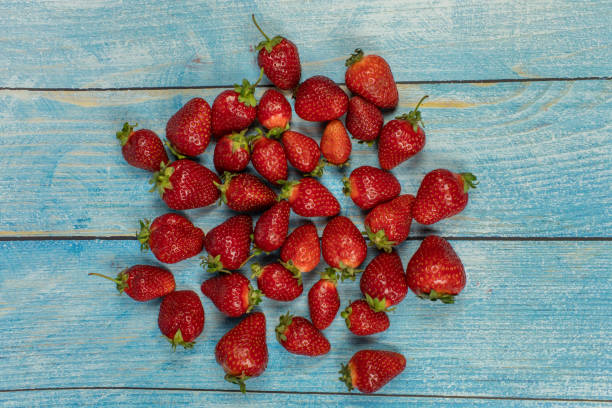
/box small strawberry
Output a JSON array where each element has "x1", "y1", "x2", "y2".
[
  {"x1": 216, "y1": 172, "x2": 277, "y2": 213},
  {"x1": 149, "y1": 159, "x2": 220, "y2": 210},
  {"x1": 256, "y1": 89, "x2": 292, "y2": 132},
  {"x1": 364, "y1": 194, "x2": 415, "y2": 252},
  {"x1": 251, "y1": 262, "x2": 303, "y2": 302},
  {"x1": 89, "y1": 265, "x2": 175, "y2": 302},
  {"x1": 253, "y1": 200, "x2": 290, "y2": 254},
  {"x1": 360, "y1": 251, "x2": 407, "y2": 311},
  {"x1": 166, "y1": 97, "x2": 212, "y2": 157},
  {"x1": 137, "y1": 213, "x2": 204, "y2": 264},
  {"x1": 321, "y1": 216, "x2": 367, "y2": 281},
  {"x1": 275, "y1": 313, "x2": 330, "y2": 356},
  {"x1": 339, "y1": 350, "x2": 406, "y2": 393},
  {"x1": 116, "y1": 122, "x2": 168, "y2": 172},
  {"x1": 252, "y1": 14, "x2": 301, "y2": 90},
  {"x1": 280, "y1": 222, "x2": 321, "y2": 273},
  {"x1": 378, "y1": 95, "x2": 428, "y2": 170},
  {"x1": 278, "y1": 178, "x2": 340, "y2": 217},
  {"x1": 202, "y1": 215, "x2": 253, "y2": 273},
  {"x1": 215, "y1": 312, "x2": 268, "y2": 393},
  {"x1": 250, "y1": 128, "x2": 288, "y2": 185},
  {"x1": 341, "y1": 299, "x2": 389, "y2": 336},
  {"x1": 412, "y1": 169, "x2": 478, "y2": 225},
  {"x1": 320, "y1": 119, "x2": 352, "y2": 166},
  {"x1": 281, "y1": 130, "x2": 324, "y2": 176},
  {"x1": 158, "y1": 290, "x2": 204, "y2": 350},
  {"x1": 294, "y1": 75, "x2": 348, "y2": 122},
  {"x1": 201, "y1": 272, "x2": 262, "y2": 317},
  {"x1": 343, "y1": 165, "x2": 401, "y2": 210},
  {"x1": 213, "y1": 130, "x2": 250, "y2": 174},
  {"x1": 406, "y1": 235, "x2": 466, "y2": 303},
  {"x1": 345, "y1": 49, "x2": 398, "y2": 109},
  {"x1": 308, "y1": 269, "x2": 340, "y2": 330},
  {"x1": 345, "y1": 96, "x2": 383, "y2": 143}
]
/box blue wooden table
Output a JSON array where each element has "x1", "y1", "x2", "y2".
[{"x1": 1, "y1": 1, "x2": 610, "y2": 406}]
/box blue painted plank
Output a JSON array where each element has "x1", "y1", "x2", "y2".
[
  {"x1": 0, "y1": 0, "x2": 610, "y2": 88},
  {"x1": 0, "y1": 240, "x2": 610, "y2": 400}
]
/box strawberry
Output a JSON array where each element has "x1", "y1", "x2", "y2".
[
  {"x1": 216, "y1": 172, "x2": 276, "y2": 213},
  {"x1": 251, "y1": 262, "x2": 303, "y2": 302},
  {"x1": 344, "y1": 49, "x2": 398, "y2": 109},
  {"x1": 341, "y1": 299, "x2": 389, "y2": 336},
  {"x1": 275, "y1": 313, "x2": 330, "y2": 356},
  {"x1": 89, "y1": 265, "x2": 175, "y2": 302},
  {"x1": 137, "y1": 213, "x2": 204, "y2": 264},
  {"x1": 158, "y1": 290, "x2": 204, "y2": 350},
  {"x1": 215, "y1": 312, "x2": 268, "y2": 393},
  {"x1": 201, "y1": 272, "x2": 262, "y2": 317},
  {"x1": 250, "y1": 128, "x2": 288, "y2": 185},
  {"x1": 116, "y1": 122, "x2": 168, "y2": 172},
  {"x1": 320, "y1": 119, "x2": 351, "y2": 166},
  {"x1": 339, "y1": 350, "x2": 406, "y2": 393},
  {"x1": 165, "y1": 97, "x2": 212, "y2": 157},
  {"x1": 321, "y1": 216, "x2": 367, "y2": 281},
  {"x1": 294, "y1": 75, "x2": 348, "y2": 122},
  {"x1": 256, "y1": 89, "x2": 292, "y2": 133},
  {"x1": 149, "y1": 159, "x2": 220, "y2": 210},
  {"x1": 343, "y1": 165, "x2": 401, "y2": 210},
  {"x1": 252, "y1": 14, "x2": 301, "y2": 90},
  {"x1": 406, "y1": 235, "x2": 466, "y2": 303},
  {"x1": 345, "y1": 96, "x2": 383, "y2": 143},
  {"x1": 281, "y1": 130, "x2": 324, "y2": 176},
  {"x1": 360, "y1": 251, "x2": 407, "y2": 311},
  {"x1": 412, "y1": 169, "x2": 478, "y2": 225},
  {"x1": 308, "y1": 269, "x2": 340, "y2": 330},
  {"x1": 213, "y1": 130, "x2": 250, "y2": 174},
  {"x1": 364, "y1": 194, "x2": 415, "y2": 252},
  {"x1": 378, "y1": 95, "x2": 428, "y2": 170},
  {"x1": 280, "y1": 222, "x2": 321, "y2": 273},
  {"x1": 278, "y1": 177, "x2": 340, "y2": 217},
  {"x1": 202, "y1": 215, "x2": 253, "y2": 273},
  {"x1": 253, "y1": 200, "x2": 290, "y2": 254}
]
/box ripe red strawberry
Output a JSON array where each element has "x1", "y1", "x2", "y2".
[
  {"x1": 281, "y1": 130, "x2": 324, "y2": 176},
  {"x1": 158, "y1": 290, "x2": 204, "y2": 350},
  {"x1": 213, "y1": 130, "x2": 250, "y2": 174},
  {"x1": 252, "y1": 14, "x2": 301, "y2": 90},
  {"x1": 275, "y1": 313, "x2": 330, "y2": 356},
  {"x1": 89, "y1": 265, "x2": 175, "y2": 302},
  {"x1": 345, "y1": 49, "x2": 398, "y2": 109},
  {"x1": 166, "y1": 97, "x2": 212, "y2": 157},
  {"x1": 202, "y1": 215, "x2": 253, "y2": 273},
  {"x1": 364, "y1": 194, "x2": 415, "y2": 252},
  {"x1": 412, "y1": 169, "x2": 478, "y2": 225},
  {"x1": 294, "y1": 75, "x2": 348, "y2": 122},
  {"x1": 339, "y1": 350, "x2": 406, "y2": 393},
  {"x1": 216, "y1": 172, "x2": 277, "y2": 213},
  {"x1": 149, "y1": 159, "x2": 220, "y2": 210},
  {"x1": 256, "y1": 89, "x2": 292, "y2": 132},
  {"x1": 201, "y1": 272, "x2": 262, "y2": 317},
  {"x1": 116, "y1": 122, "x2": 168, "y2": 172},
  {"x1": 253, "y1": 200, "x2": 290, "y2": 254},
  {"x1": 278, "y1": 178, "x2": 340, "y2": 217},
  {"x1": 250, "y1": 129, "x2": 288, "y2": 185},
  {"x1": 345, "y1": 96, "x2": 383, "y2": 143},
  {"x1": 321, "y1": 216, "x2": 367, "y2": 281},
  {"x1": 360, "y1": 251, "x2": 407, "y2": 311},
  {"x1": 343, "y1": 166, "x2": 401, "y2": 210},
  {"x1": 341, "y1": 299, "x2": 389, "y2": 336},
  {"x1": 320, "y1": 119, "x2": 352, "y2": 166},
  {"x1": 251, "y1": 262, "x2": 303, "y2": 301},
  {"x1": 138, "y1": 213, "x2": 204, "y2": 264},
  {"x1": 280, "y1": 222, "x2": 320, "y2": 273},
  {"x1": 406, "y1": 235, "x2": 466, "y2": 303},
  {"x1": 308, "y1": 270, "x2": 340, "y2": 330},
  {"x1": 215, "y1": 312, "x2": 268, "y2": 393},
  {"x1": 378, "y1": 95, "x2": 428, "y2": 170}
]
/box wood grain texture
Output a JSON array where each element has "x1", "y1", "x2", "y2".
[{"x1": 0, "y1": 0, "x2": 610, "y2": 88}]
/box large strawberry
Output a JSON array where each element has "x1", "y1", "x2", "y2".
[
  {"x1": 275, "y1": 313, "x2": 330, "y2": 356},
  {"x1": 256, "y1": 89, "x2": 292, "y2": 132},
  {"x1": 138, "y1": 213, "x2": 204, "y2": 264},
  {"x1": 294, "y1": 75, "x2": 348, "y2": 122},
  {"x1": 364, "y1": 194, "x2": 415, "y2": 252},
  {"x1": 360, "y1": 251, "x2": 407, "y2": 311},
  {"x1": 253, "y1": 200, "x2": 290, "y2": 254},
  {"x1": 166, "y1": 97, "x2": 212, "y2": 157},
  {"x1": 116, "y1": 122, "x2": 168, "y2": 172},
  {"x1": 321, "y1": 216, "x2": 367, "y2": 281},
  {"x1": 250, "y1": 128, "x2": 288, "y2": 185},
  {"x1": 213, "y1": 130, "x2": 250, "y2": 174},
  {"x1": 339, "y1": 350, "x2": 406, "y2": 393},
  {"x1": 251, "y1": 262, "x2": 303, "y2": 302},
  {"x1": 216, "y1": 172, "x2": 277, "y2": 213},
  {"x1": 343, "y1": 165, "x2": 401, "y2": 210},
  {"x1": 280, "y1": 222, "x2": 321, "y2": 273},
  {"x1": 278, "y1": 178, "x2": 340, "y2": 217},
  {"x1": 345, "y1": 96, "x2": 383, "y2": 143},
  {"x1": 412, "y1": 169, "x2": 478, "y2": 225},
  {"x1": 321, "y1": 119, "x2": 351, "y2": 166},
  {"x1": 308, "y1": 269, "x2": 340, "y2": 330},
  {"x1": 281, "y1": 130, "x2": 324, "y2": 176},
  {"x1": 341, "y1": 299, "x2": 389, "y2": 336},
  {"x1": 201, "y1": 272, "x2": 262, "y2": 317},
  {"x1": 89, "y1": 265, "x2": 175, "y2": 302},
  {"x1": 345, "y1": 49, "x2": 398, "y2": 109},
  {"x1": 158, "y1": 290, "x2": 204, "y2": 350},
  {"x1": 202, "y1": 215, "x2": 253, "y2": 273},
  {"x1": 215, "y1": 312, "x2": 268, "y2": 393},
  {"x1": 149, "y1": 159, "x2": 220, "y2": 210},
  {"x1": 406, "y1": 235, "x2": 466, "y2": 303}
]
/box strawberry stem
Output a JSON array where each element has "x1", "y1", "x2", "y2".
[
  {"x1": 251, "y1": 14, "x2": 269, "y2": 41},
  {"x1": 116, "y1": 122, "x2": 136, "y2": 146},
  {"x1": 305, "y1": 160, "x2": 326, "y2": 178},
  {"x1": 88, "y1": 271, "x2": 129, "y2": 294},
  {"x1": 279, "y1": 260, "x2": 303, "y2": 286},
  {"x1": 252, "y1": 15, "x2": 283, "y2": 53},
  {"x1": 148, "y1": 161, "x2": 175, "y2": 197},
  {"x1": 201, "y1": 255, "x2": 230, "y2": 274},
  {"x1": 340, "y1": 303, "x2": 353, "y2": 328},
  {"x1": 345, "y1": 48, "x2": 364, "y2": 67},
  {"x1": 167, "y1": 329, "x2": 195, "y2": 351},
  {"x1": 214, "y1": 171, "x2": 236, "y2": 205},
  {"x1": 417, "y1": 289, "x2": 456, "y2": 304},
  {"x1": 164, "y1": 140, "x2": 186, "y2": 160},
  {"x1": 364, "y1": 226, "x2": 396, "y2": 253},
  {"x1": 365, "y1": 293, "x2": 395, "y2": 313},
  {"x1": 234, "y1": 68, "x2": 264, "y2": 108},
  {"x1": 275, "y1": 312, "x2": 293, "y2": 343},
  {"x1": 396, "y1": 95, "x2": 429, "y2": 132},
  {"x1": 247, "y1": 285, "x2": 263, "y2": 312},
  {"x1": 224, "y1": 373, "x2": 250, "y2": 394},
  {"x1": 338, "y1": 363, "x2": 355, "y2": 392},
  {"x1": 137, "y1": 219, "x2": 151, "y2": 250},
  {"x1": 460, "y1": 173, "x2": 479, "y2": 192},
  {"x1": 320, "y1": 268, "x2": 339, "y2": 284},
  {"x1": 276, "y1": 179, "x2": 299, "y2": 201},
  {"x1": 341, "y1": 177, "x2": 352, "y2": 196}
]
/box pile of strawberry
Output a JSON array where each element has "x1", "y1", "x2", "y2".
[{"x1": 92, "y1": 15, "x2": 478, "y2": 394}]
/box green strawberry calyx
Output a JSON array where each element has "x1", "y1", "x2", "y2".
[
  {"x1": 417, "y1": 289, "x2": 456, "y2": 304},
  {"x1": 326, "y1": 262, "x2": 363, "y2": 282},
  {"x1": 338, "y1": 363, "x2": 355, "y2": 392},
  {"x1": 365, "y1": 293, "x2": 395, "y2": 313},
  {"x1": 324, "y1": 158, "x2": 351, "y2": 168},
  {"x1": 305, "y1": 160, "x2": 326, "y2": 178},
  {"x1": 320, "y1": 268, "x2": 339, "y2": 284},
  {"x1": 229, "y1": 130, "x2": 250, "y2": 154},
  {"x1": 164, "y1": 140, "x2": 187, "y2": 160},
  {"x1": 252, "y1": 14, "x2": 283, "y2": 53},
  {"x1": 250, "y1": 262, "x2": 265, "y2": 279},
  {"x1": 224, "y1": 372, "x2": 251, "y2": 394},
  {"x1": 247, "y1": 284, "x2": 263, "y2": 313},
  {"x1": 234, "y1": 67, "x2": 264, "y2": 108},
  {"x1": 116, "y1": 122, "x2": 136, "y2": 146},
  {"x1": 396, "y1": 95, "x2": 429, "y2": 132},
  {"x1": 341, "y1": 177, "x2": 352, "y2": 196},
  {"x1": 340, "y1": 301, "x2": 353, "y2": 328},
  {"x1": 200, "y1": 255, "x2": 230, "y2": 274},
  {"x1": 246, "y1": 127, "x2": 266, "y2": 147},
  {"x1": 357, "y1": 139, "x2": 376, "y2": 147},
  {"x1": 364, "y1": 226, "x2": 396, "y2": 253},
  {"x1": 266, "y1": 123, "x2": 290, "y2": 139},
  {"x1": 276, "y1": 179, "x2": 299, "y2": 201},
  {"x1": 345, "y1": 48, "x2": 364, "y2": 67},
  {"x1": 279, "y1": 260, "x2": 303, "y2": 286},
  {"x1": 214, "y1": 171, "x2": 237, "y2": 205},
  {"x1": 460, "y1": 172, "x2": 479, "y2": 193},
  {"x1": 167, "y1": 329, "x2": 195, "y2": 351},
  {"x1": 88, "y1": 271, "x2": 129, "y2": 294},
  {"x1": 148, "y1": 161, "x2": 175, "y2": 197},
  {"x1": 275, "y1": 311, "x2": 294, "y2": 343},
  {"x1": 137, "y1": 219, "x2": 151, "y2": 250}
]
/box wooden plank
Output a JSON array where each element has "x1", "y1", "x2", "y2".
[
  {"x1": 0, "y1": 0, "x2": 610, "y2": 88},
  {"x1": 0, "y1": 81, "x2": 610, "y2": 237},
  {"x1": 0, "y1": 240, "x2": 609, "y2": 400}
]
